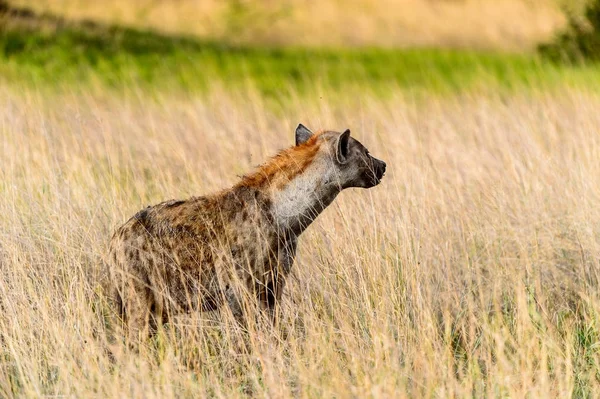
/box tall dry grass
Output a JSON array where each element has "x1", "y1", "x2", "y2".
[
  {"x1": 9, "y1": 0, "x2": 566, "y2": 50},
  {"x1": 2, "y1": 84, "x2": 600, "y2": 397}
]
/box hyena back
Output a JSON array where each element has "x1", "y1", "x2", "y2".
[{"x1": 108, "y1": 124, "x2": 386, "y2": 339}]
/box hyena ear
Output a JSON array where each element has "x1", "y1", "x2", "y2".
[
  {"x1": 295, "y1": 124, "x2": 313, "y2": 146},
  {"x1": 336, "y1": 129, "x2": 351, "y2": 164}
]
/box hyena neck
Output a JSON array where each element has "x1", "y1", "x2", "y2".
[
  {"x1": 235, "y1": 137, "x2": 340, "y2": 236},
  {"x1": 269, "y1": 160, "x2": 342, "y2": 236}
]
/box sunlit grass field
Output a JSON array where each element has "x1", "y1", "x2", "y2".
[
  {"x1": 3, "y1": 83, "x2": 600, "y2": 397},
  {"x1": 3, "y1": 0, "x2": 600, "y2": 397}
]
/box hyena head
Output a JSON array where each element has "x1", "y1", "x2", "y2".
[
  {"x1": 242, "y1": 123, "x2": 387, "y2": 233},
  {"x1": 295, "y1": 124, "x2": 386, "y2": 190}
]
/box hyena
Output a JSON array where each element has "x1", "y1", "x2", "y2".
[{"x1": 108, "y1": 124, "x2": 386, "y2": 339}]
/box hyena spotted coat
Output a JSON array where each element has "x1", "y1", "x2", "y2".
[{"x1": 108, "y1": 125, "x2": 386, "y2": 339}]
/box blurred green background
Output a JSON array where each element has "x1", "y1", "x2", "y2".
[{"x1": 1, "y1": 0, "x2": 599, "y2": 95}]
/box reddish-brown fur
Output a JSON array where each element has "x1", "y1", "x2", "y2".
[{"x1": 237, "y1": 134, "x2": 321, "y2": 189}]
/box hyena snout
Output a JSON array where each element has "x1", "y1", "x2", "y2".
[
  {"x1": 374, "y1": 158, "x2": 386, "y2": 180},
  {"x1": 369, "y1": 156, "x2": 386, "y2": 186}
]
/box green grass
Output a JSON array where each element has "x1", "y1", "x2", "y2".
[{"x1": 2, "y1": 11, "x2": 600, "y2": 96}]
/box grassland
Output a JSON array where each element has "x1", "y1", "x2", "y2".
[
  {"x1": 2, "y1": 9, "x2": 600, "y2": 99},
  {"x1": 3, "y1": 0, "x2": 600, "y2": 397},
  {"x1": 4, "y1": 82, "x2": 600, "y2": 398}
]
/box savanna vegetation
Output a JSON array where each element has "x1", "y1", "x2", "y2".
[{"x1": 2, "y1": 0, "x2": 600, "y2": 397}]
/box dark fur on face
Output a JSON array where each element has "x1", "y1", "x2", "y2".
[{"x1": 338, "y1": 135, "x2": 387, "y2": 189}]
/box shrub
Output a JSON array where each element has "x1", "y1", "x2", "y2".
[{"x1": 539, "y1": 0, "x2": 600, "y2": 62}]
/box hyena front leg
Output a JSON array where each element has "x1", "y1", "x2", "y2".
[
  {"x1": 260, "y1": 237, "x2": 296, "y2": 322},
  {"x1": 261, "y1": 274, "x2": 285, "y2": 323},
  {"x1": 225, "y1": 286, "x2": 246, "y2": 326}
]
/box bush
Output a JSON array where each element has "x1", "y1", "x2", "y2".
[{"x1": 539, "y1": 0, "x2": 600, "y2": 62}]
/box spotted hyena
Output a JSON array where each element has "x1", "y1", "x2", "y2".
[{"x1": 108, "y1": 124, "x2": 386, "y2": 339}]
